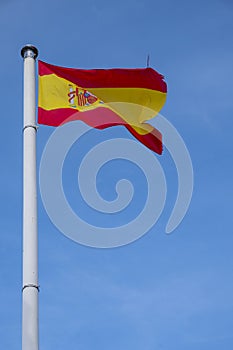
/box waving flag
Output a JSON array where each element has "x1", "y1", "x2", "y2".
[{"x1": 38, "y1": 61, "x2": 167, "y2": 154}]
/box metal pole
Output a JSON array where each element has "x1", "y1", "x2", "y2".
[{"x1": 21, "y1": 45, "x2": 39, "y2": 350}]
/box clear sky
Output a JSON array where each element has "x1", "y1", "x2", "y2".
[{"x1": 0, "y1": 0, "x2": 233, "y2": 349}]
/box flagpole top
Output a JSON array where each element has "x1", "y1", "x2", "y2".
[{"x1": 21, "y1": 45, "x2": 38, "y2": 60}]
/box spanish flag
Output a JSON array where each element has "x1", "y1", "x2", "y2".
[{"x1": 38, "y1": 61, "x2": 167, "y2": 154}]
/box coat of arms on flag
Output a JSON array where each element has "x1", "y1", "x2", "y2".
[{"x1": 68, "y1": 84, "x2": 102, "y2": 109}]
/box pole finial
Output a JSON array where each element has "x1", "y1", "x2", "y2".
[{"x1": 21, "y1": 44, "x2": 38, "y2": 60}]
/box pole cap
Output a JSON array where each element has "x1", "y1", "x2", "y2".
[{"x1": 21, "y1": 44, "x2": 38, "y2": 59}]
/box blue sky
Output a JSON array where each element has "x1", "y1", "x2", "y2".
[{"x1": 0, "y1": 0, "x2": 233, "y2": 349}]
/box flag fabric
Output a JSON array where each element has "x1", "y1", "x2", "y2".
[{"x1": 38, "y1": 61, "x2": 167, "y2": 154}]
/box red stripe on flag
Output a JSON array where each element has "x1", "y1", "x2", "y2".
[
  {"x1": 38, "y1": 107, "x2": 162, "y2": 154},
  {"x1": 38, "y1": 61, "x2": 167, "y2": 93}
]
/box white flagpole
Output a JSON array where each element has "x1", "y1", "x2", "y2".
[{"x1": 21, "y1": 45, "x2": 39, "y2": 350}]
